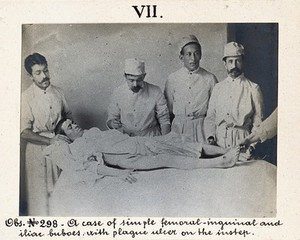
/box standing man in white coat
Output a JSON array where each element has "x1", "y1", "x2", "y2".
[
  {"x1": 164, "y1": 35, "x2": 218, "y2": 142},
  {"x1": 107, "y1": 58, "x2": 170, "y2": 137},
  {"x1": 21, "y1": 53, "x2": 72, "y2": 215},
  {"x1": 204, "y1": 42, "x2": 264, "y2": 151}
]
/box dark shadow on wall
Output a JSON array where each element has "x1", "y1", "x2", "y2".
[
  {"x1": 227, "y1": 23, "x2": 278, "y2": 165},
  {"x1": 20, "y1": 139, "x2": 28, "y2": 216}
]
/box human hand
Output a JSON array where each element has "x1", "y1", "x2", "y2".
[
  {"x1": 207, "y1": 136, "x2": 216, "y2": 145},
  {"x1": 238, "y1": 137, "x2": 250, "y2": 149},
  {"x1": 108, "y1": 119, "x2": 122, "y2": 129},
  {"x1": 238, "y1": 146, "x2": 253, "y2": 162},
  {"x1": 49, "y1": 134, "x2": 71, "y2": 144},
  {"x1": 118, "y1": 169, "x2": 137, "y2": 184}
]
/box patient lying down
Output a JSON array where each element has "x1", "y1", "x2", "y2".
[{"x1": 44, "y1": 119, "x2": 240, "y2": 184}]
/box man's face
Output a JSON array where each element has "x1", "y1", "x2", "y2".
[
  {"x1": 180, "y1": 43, "x2": 201, "y2": 72},
  {"x1": 30, "y1": 64, "x2": 51, "y2": 90},
  {"x1": 125, "y1": 74, "x2": 145, "y2": 93},
  {"x1": 61, "y1": 119, "x2": 84, "y2": 141},
  {"x1": 224, "y1": 56, "x2": 244, "y2": 78}
]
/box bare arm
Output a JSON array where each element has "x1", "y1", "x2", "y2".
[{"x1": 97, "y1": 164, "x2": 136, "y2": 183}]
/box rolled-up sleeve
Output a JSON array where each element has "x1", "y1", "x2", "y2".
[{"x1": 155, "y1": 90, "x2": 170, "y2": 127}]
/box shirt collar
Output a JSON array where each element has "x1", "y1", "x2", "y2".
[
  {"x1": 227, "y1": 73, "x2": 245, "y2": 82},
  {"x1": 32, "y1": 82, "x2": 52, "y2": 94},
  {"x1": 183, "y1": 66, "x2": 201, "y2": 74}
]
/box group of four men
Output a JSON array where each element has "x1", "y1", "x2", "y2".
[{"x1": 21, "y1": 35, "x2": 264, "y2": 215}]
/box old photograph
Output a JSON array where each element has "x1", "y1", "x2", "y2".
[{"x1": 20, "y1": 23, "x2": 278, "y2": 217}]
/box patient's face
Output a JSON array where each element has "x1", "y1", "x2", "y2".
[{"x1": 61, "y1": 119, "x2": 84, "y2": 141}]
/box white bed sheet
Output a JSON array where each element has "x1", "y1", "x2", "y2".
[{"x1": 50, "y1": 159, "x2": 276, "y2": 217}]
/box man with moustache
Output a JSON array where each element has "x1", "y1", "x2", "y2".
[
  {"x1": 164, "y1": 35, "x2": 218, "y2": 142},
  {"x1": 107, "y1": 58, "x2": 170, "y2": 137},
  {"x1": 21, "y1": 53, "x2": 72, "y2": 215},
  {"x1": 204, "y1": 42, "x2": 264, "y2": 152}
]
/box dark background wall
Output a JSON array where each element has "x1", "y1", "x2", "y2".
[{"x1": 228, "y1": 23, "x2": 278, "y2": 165}]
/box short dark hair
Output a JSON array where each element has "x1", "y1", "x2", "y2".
[
  {"x1": 180, "y1": 42, "x2": 202, "y2": 56},
  {"x1": 54, "y1": 118, "x2": 67, "y2": 136},
  {"x1": 24, "y1": 53, "x2": 48, "y2": 75}
]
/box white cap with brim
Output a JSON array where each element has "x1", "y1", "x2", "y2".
[
  {"x1": 223, "y1": 42, "x2": 245, "y2": 60},
  {"x1": 124, "y1": 58, "x2": 146, "y2": 75},
  {"x1": 178, "y1": 35, "x2": 200, "y2": 53}
]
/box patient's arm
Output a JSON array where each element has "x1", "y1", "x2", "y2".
[
  {"x1": 96, "y1": 165, "x2": 137, "y2": 184},
  {"x1": 83, "y1": 157, "x2": 137, "y2": 184}
]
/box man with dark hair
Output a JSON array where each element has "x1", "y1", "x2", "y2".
[
  {"x1": 204, "y1": 42, "x2": 264, "y2": 153},
  {"x1": 164, "y1": 35, "x2": 218, "y2": 142},
  {"x1": 21, "y1": 53, "x2": 72, "y2": 215},
  {"x1": 46, "y1": 119, "x2": 240, "y2": 182},
  {"x1": 107, "y1": 58, "x2": 171, "y2": 137}
]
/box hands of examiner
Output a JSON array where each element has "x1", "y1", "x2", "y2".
[
  {"x1": 49, "y1": 134, "x2": 71, "y2": 145},
  {"x1": 238, "y1": 137, "x2": 250, "y2": 149},
  {"x1": 118, "y1": 169, "x2": 137, "y2": 184},
  {"x1": 238, "y1": 146, "x2": 253, "y2": 162}
]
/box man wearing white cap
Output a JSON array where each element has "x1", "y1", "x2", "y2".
[
  {"x1": 204, "y1": 42, "x2": 264, "y2": 150},
  {"x1": 107, "y1": 58, "x2": 171, "y2": 137},
  {"x1": 164, "y1": 35, "x2": 218, "y2": 142}
]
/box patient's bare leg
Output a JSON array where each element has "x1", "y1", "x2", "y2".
[
  {"x1": 103, "y1": 147, "x2": 239, "y2": 170},
  {"x1": 166, "y1": 147, "x2": 240, "y2": 169}
]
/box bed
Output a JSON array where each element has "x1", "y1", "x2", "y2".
[{"x1": 49, "y1": 159, "x2": 276, "y2": 217}]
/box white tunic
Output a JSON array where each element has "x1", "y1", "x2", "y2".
[
  {"x1": 107, "y1": 82, "x2": 170, "y2": 136},
  {"x1": 204, "y1": 73, "x2": 264, "y2": 148},
  {"x1": 21, "y1": 83, "x2": 71, "y2": 215},
  {"x1": 164, "y1": 67, "x2": 217, "y2": 142}
]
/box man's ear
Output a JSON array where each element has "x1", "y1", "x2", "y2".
[
  {"x1": 223, "y1": 59, "x2": 227, "y2": 69},
  {"x1": 179, "y1": 54, "x2": 184, "y2": 62}
]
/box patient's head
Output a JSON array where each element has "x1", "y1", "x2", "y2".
[{"x1": 55, "y1": 118, "x2": 84, "y2": 141}]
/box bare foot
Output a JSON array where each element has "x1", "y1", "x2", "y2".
[{"x1": 220, "y1": 146, "x2": 240, "y2": 168}]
